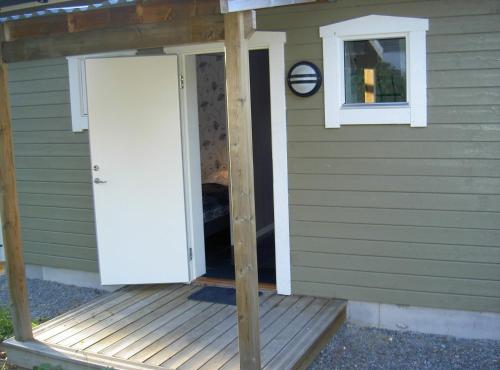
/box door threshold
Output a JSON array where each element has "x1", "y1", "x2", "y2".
[{"x1": 194, "y1": 276, "x2": 277, "y2": 292}]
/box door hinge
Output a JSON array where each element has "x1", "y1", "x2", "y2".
[
  {"x1": 188, "y1": 248, "x2": 193, "y2": 261},
  {"x1": 180, "y1": 74, "x2": 184, "y2": 89}
]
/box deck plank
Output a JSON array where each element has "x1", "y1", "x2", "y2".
[
  {"x1": 260, "y1": 298, "x2": 328, "y2": 368},
  {"x1": 126, "y1": 302, "x2": 226, "y2": 362},
  {"x1": 166, "y1": 294, "x2": 274, "y2": 369},
  {"x1": 33, "y1": 286, "x2": 130, "y2": 335},
  {"x1": 178, "y1": 294, "x2": 285, "y2": 370},
  {"x1": 44, "y1": 286, "x2": 170, "y2": 344},
  {"x1": 264, "y1": 300, "x2": 346, "y2": 370},
  {"x1": 145, "y1": 305, "x2": 236, "y2": 366},
  {"x1": 62, "y1": 285, "x2": 185, "y2": 349},
  {"x1": 107, "y1": 300, "x2": 213, "y2": 358},
  {"x1": 3, "y1": 339, "x2": 167, "y2": 370},
  {"x1": 198, "y1": 294, "x2": 298, "y2": 370},
  {"x1": 161, "y1": 309, "x2": 239, "y2": 369},
  {"x1": 84, "y1": 285, "x2": 199, "y2": 353},
  {"x1": 35, "y1": 285, "x2": 163, "y2": 342},
  {"x1": 220, "y1": 296, "x2": 316, "y2": 370}
]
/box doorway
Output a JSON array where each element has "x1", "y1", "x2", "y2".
[
  {"x1": 194, "y1": 50, "x2": 276, "y2": 285},
  {"x1": 174, "y1": 32, "x2": 290, "y2": 294}
]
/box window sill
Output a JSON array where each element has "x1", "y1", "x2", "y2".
[
  {"x1": 329, "y1": 104, "x2": 413, "y2": 127},
  {"x1": 342, "y1": 102, "x2": 409, "y2": 109}
]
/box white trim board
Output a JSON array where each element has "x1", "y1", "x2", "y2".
[
  {"x1": 166, "y1": 31, "x2": 291, "y2": 295},
  {"x1": 348, "y1": 301, "x2": 500, "y2": 340}
]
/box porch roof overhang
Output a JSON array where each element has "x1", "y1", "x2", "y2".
[{"x1": 1, "y1": 0, "x2": 227, "y2": 63}]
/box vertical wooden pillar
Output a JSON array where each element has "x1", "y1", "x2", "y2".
[
  {"x1": 224, "y1": 11, "x2": 261, "y2": 370},
  {"x1": 0, "y1": 26, "x2": 33, "y2": 341}
]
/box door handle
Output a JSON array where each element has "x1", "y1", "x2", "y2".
[{"x1": 94, "y1": 178, "x2": 107, "y2": 184}]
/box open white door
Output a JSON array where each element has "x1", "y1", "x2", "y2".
[{"x1": 86, "y1": 55, "x2": 189, "y2": 285}]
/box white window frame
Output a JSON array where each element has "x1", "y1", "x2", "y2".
[
  {"x1": 67, "y1": 50, "x2": 136, "y2": 132},
  {"x1": 319, "y1": 15, "x2": 429, "y2": 128}
]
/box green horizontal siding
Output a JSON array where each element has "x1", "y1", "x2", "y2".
[
  {"x1": 289, "y1": 191, "x2": 500, "y2": 212},
  {"x1": 292, "y1": 281, "x2": 500, "y2": 313},
  {"x1": 8, "y1": 59, "x2": 98, "y2": 272},
  {"x1": 287, "y1": 124, "x2": 500, "y2": 141},
  {"x1": 288, "y1": 141, "x2": 500, "y2": 159},
  {"x1": 292, "y1": 266, "x2": 500, "y2": 297},
  {"x1": 10, "y1": 91, "x2": 70, "y2": 107},
  {"x1": 284, "y1": 90, "x2": 500, "y2": 109},
  {"x1": 291, "y1": 236, "x2": 500, "y2": 264},
  {"x1": 9, "y1": 78, "x2": 69, "y2": 94},
  {"x1": 289, "y1": 158, "x2": 500, "y2": 177},
  {"x1": 12, "y1": 117, "x2": 73, "y2": 132},
  {"x1": 287, "y1": 106, "x2": 500, "y2": 125},
  {"x1": 288, "y1": 174, "x2": 500, "y2": 194},
  {"x1": 291, "y1": 221, "x2": 499, "y2": 247},
  {"x1": 290, "y1": 206, "x2": 500, "y2": 230},
  {"x1": 258, "y1": 0, "x2": 500, "y2": 312}
]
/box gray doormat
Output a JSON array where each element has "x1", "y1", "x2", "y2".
[{"x1": 188, "y1": 286, "x2": 262, "y2": 306}]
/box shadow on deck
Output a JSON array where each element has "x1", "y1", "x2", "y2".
[{"x1": 3, "y1": 284, "x2": 346, "y2": 370}]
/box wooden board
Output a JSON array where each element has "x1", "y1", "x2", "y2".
[
  {"x1": 4, "y1": 0, "x2": 221, "y2": 41},
  {"x1": 224, "y1": 10, "x2": 261, "y2": 370},
  {"x1": 0, "y1": 0, "x2": 256, "y2": 63},
  {"x1": 0, "y1": 24, "x2": 33, "y2": 341},
  {"x1": 2, "y1": 12, "x2": 225, "y2": 62}
]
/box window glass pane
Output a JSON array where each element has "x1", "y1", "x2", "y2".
[{"x1": 344, "y1": 38, "x2": 406, "y2": 104}]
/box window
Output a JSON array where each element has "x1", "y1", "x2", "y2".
[
  {"x1": 344, "y1": 38, "x2": 406, "y2": 104},
  {"x1": 67, "y1": 56, "x2": 88, "y2": 132},
  {"x1": 320, "y1": 15, "x2": 429, "y2": 128}
]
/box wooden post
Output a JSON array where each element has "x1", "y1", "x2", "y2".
[
  {"x1": 224, "y1": 11, "x2": 261, "y2": 370},
  {"x1": 0, "y1": 25, "x2": 33, "y2": 341}
]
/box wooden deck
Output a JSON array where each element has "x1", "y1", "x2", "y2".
[{"x1": 3, "y1": 284, "x2": 346, "y2": 370}]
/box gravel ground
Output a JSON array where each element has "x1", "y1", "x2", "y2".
[
  {"x1": 0, "y1": 276, "x2": 107, "y2": 320},
  {"x1": 309, "y1": 323, "x2": 500, "y2": 370}
]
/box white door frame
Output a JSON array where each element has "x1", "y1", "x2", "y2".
[{"x1": 166, "y1": 31, "x2": 291, "y2": 295}]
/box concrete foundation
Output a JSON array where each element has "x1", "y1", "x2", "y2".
[{"x1": 348, "y1": 300, "x2": 500, "y2": 340}]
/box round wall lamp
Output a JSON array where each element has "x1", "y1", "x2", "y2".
[{"x1": 287, "y1": 61, "x2": 322, "y2": 97}]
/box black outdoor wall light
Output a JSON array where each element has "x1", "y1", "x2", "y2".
[{"x1": 287, "y1": 61, "x2": 322, "y2": 97}]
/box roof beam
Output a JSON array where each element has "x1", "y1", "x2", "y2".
[
  {"x1": 1, "y1": 0, "x2": 224, "y2": 63},
  {"x1": 2, "y1": 15, "x2": 224, "y2": 62},
  {"x1": 3, "y1": 0, "x2": 221, "y2": 41}
]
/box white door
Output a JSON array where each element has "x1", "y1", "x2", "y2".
[{"x1": 86, "y1": 55, "x2": 189, "y2": 285}]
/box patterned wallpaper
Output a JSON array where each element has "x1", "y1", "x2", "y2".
[{"x1": 196, "y1": 53, "x2": 229, "y2": 184}]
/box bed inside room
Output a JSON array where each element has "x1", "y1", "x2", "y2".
[{"x1": 196, "y1": 50, "x2": 276, "y2": 285}]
